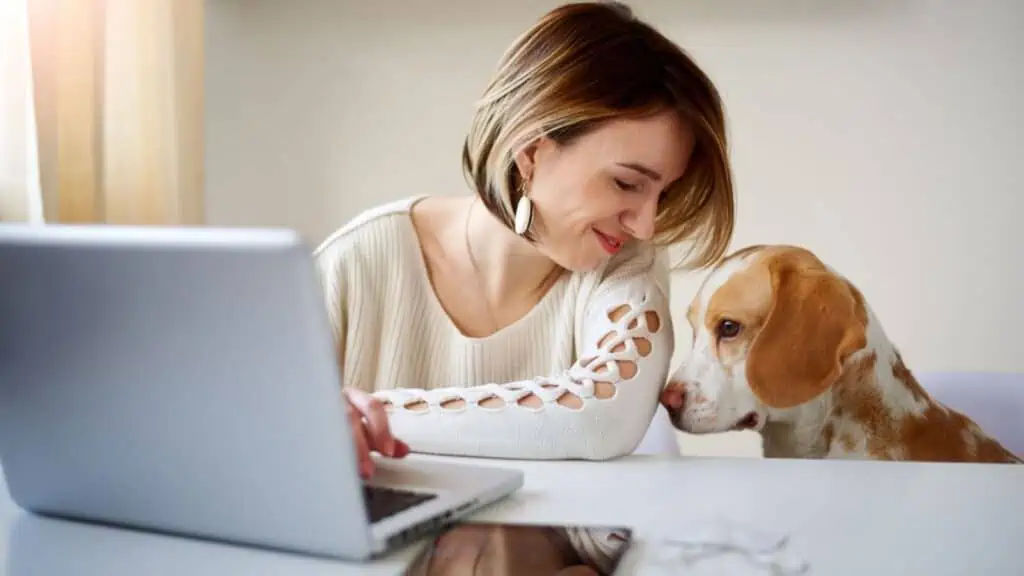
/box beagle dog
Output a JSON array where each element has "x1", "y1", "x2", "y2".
[{"x1": 661, "y1": 244, "x2": 1022, "y2": 464}]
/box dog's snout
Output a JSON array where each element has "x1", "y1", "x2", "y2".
[
  {"x1": 661, "y1": 380, "x2": 727, "y2": 434},
  {"x1": 689, "y1": 390, "x2": 710, "y2": 406},
  {"x1": 661, "y1": 382, "x2": 711, "y2": 408}
]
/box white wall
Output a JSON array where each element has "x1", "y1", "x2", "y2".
[{"x1": 206, "y1": 0, "x2": 1023, "y2": 458}]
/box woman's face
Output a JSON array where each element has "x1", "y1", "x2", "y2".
[{"x1": 515, "y1": 109, "x2": 694, "y2": 272}]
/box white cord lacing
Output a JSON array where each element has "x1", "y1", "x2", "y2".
[{"x1": 377, "y1": 295, "x2": 656, "y2": 412}]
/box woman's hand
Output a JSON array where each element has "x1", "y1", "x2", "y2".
[{"x1": 343, "y1": 387, "x2": 409, "y2": 478}]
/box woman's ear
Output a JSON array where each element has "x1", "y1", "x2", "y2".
[
  {"x1": 513, "y1": 140, "x2": 539, "y2": 187},
  {"x1": 513, "y1": 135, "x2": 556, "y2": 188}
]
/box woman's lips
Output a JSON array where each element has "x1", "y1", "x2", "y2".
[{"x1": 593, "y1": 228, "x2": 624, "y2": 254}]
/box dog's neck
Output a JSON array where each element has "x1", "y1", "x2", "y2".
[
  {"x1": 760, "y1": 345, "x2": 920, "y2": 460},
  {"x1": 760, "y1": 308, "x2": 1020, "y2": 463},
  {"x1": 761, "y1": 306, "x2": 934, "y2": 460}
]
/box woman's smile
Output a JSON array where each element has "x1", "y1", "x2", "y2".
[{"x1": 593, "y1": 227, "x2": 625, "y2": 255}]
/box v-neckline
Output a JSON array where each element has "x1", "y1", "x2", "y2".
[{"x1": 403, "y1": 196, "x2": 568, "y2": 344}]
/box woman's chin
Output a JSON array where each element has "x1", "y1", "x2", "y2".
[{"x1": 553, "y1": 251, "x2": 608, "y2": 274}]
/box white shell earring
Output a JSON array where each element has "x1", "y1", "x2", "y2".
[{"x1": 513, "y1": 193, "x2": 533, "y2": 236}]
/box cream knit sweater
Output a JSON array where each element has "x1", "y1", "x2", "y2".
[{"x1": 313, "y1": 196, "x2": 675, "y2": 570}]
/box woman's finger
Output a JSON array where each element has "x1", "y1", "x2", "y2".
[
  {"x1": 394, "y1": 439, "x2": 410, "y2": 458},
  {"x1": 346, "y1": 388, "x2": 398, "y2": 457},
  {"x1": 347, "y1": 403, "x2": 375, "y2": 478}
]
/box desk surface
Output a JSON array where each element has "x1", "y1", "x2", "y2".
[{"x1": 2, "y1": 454, "x2": 1023, "y2": 575}]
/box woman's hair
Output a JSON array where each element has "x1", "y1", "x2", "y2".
[{"x1": 461, "y1": 1, "x2": 734, "y2": 270}]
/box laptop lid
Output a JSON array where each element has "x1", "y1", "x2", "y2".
[{"x1": 0, "y1": 224, "x2": 375, "y2": 559}]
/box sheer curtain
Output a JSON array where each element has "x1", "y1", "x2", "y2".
[
  {"x1": 0, "y1": 0, "x2": 42, "y2": 223},
  {"x1": 1, "y1": 0, "x2": 204, "y2": 226}
]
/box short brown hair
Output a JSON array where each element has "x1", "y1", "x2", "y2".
[{"x1": 461, "y1": 1, "x2": 734, "y2": 269}]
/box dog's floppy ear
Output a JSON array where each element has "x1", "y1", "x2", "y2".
[{"x1": 746, "y1": 253, "x2": 867, "y2": 409}]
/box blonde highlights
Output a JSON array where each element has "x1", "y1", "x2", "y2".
[{"x1": 461, "y1": 1, "x2": 734, "y2": 268}]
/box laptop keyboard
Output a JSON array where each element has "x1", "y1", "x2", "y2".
[{"x1": 363, "y1": 485, "x2": 437, "y2": 523}]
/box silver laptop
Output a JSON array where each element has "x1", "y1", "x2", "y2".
[{"x1": 0, "y1": 223, "x2": 523, "y2": 560}]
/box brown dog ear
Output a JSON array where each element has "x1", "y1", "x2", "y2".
[{"x1": 746, "y1": 255, "x2": 867, "y2": 409}]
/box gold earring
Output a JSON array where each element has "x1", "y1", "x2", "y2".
[{"x1": 513, "y1": 181, "x2": 533, "y2": 236}]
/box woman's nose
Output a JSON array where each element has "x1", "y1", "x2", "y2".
[{"x1": 621, "y1": 195, "x2": 658, "y2": 240}]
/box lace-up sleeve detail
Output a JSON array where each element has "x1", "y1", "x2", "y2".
[{"x1": 372, "y1": 249, "x2": 675, "y2": 461}]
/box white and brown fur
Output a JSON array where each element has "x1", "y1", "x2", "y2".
[{"x1": 663, "y1": 244, "x2": 1022, "y2": 464}]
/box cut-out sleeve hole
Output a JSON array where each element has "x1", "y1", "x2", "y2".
[
  {"x1": 635, "y1": 337, "x2": 652, "y2": 357},
  {"x1": 556, "y1": 391, "x2": 583, "y2": 409},
  {"x1": 594, "y1": 382, "x2": 616, "y2": 399},
  {"x1": 403, "y1": 399, "x2": 428, "y2": 412},
  {"x1": 516, "y1": 393, "x2": 543, "y2": 409},
  {"x1": 618, "y1": 360, "x2": 637, "y2": 379},
  {"x1": 477, "y1": 395, "x2": 506, "y2": 409},
  {"x1": 607, "y1": 303, "x2": 631, "y2": 323},
  {"x1": 645, "y1": 310, "x2": 661, "y2": 332},
  {"x1": 440, "y1": 398, "x2": 466, "y2": 410}
]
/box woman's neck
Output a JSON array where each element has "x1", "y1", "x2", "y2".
[{"x1": 463, "y1": 197, "x2": 561, "y2": 306}]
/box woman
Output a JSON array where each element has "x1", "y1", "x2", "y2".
[
  {"x1": 315, "y1": 2, "x2": 733, "y2": 571},
  {"x1": 317, "y1": 0, "x2": 732, "y2": 468}
]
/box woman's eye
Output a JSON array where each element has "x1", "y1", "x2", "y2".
[
  {"x1": 614, "y1": 179, "x2": 638, "y2": 191},
  {"x1": 716, "y1": 319, "x2": 742, "y2": 339}
]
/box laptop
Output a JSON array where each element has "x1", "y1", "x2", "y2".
[{"x1": 0, "y1": 223, "x2": 524, "y2": 560}]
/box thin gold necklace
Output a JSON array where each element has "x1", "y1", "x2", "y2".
[
  {"x1": 463, "y1": 199, "x2": 564, "y2": 335},
  {"x1": 464, "y1": 199, "x2": 502, "y2": 334}
]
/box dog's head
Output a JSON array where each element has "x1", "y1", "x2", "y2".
[{"x1": 664, "y1": 245, "x2": 869, "y2": 434}]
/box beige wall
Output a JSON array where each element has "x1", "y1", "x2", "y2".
[{"x1": 206, "y1": 0, "x2": 1022, "y2": 458}]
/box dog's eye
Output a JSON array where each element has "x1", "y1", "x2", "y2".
[{"x1": 716, "y1": 319, "x2": 742, "y2": 339}]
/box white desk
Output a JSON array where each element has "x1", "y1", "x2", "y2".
[{"x1": 2, "y1": 455, "x2": 1022, "y2": 575}]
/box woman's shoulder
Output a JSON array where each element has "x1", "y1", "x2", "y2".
[
  {"x1": 311, "y1": 196, "x2": 430, "y2": 293},
  {"x1": 314, "y1": 195, "x2": 423, "y2": 259}
]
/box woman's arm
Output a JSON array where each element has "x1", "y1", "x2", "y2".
[
  {"x1": 315, "y1": 237, "x2": 408, "y2": 476},
  {"x1": 372, "y1": 254, "x2": 675, "y2": 461}
]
